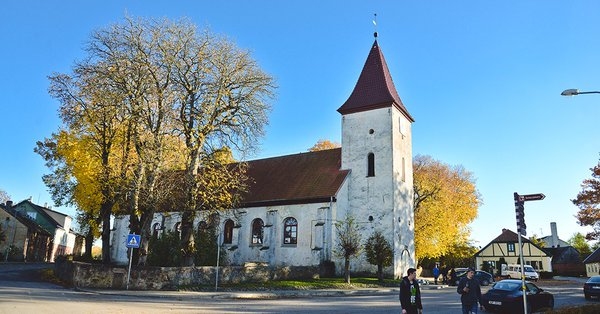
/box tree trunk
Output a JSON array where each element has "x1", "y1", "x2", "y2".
[
  {"x1": 377, "y1": 264, "x2": 384, "y2": 282},
  {"x1": 180, "y1": 210, "x2": 196, "y2": 266},
  {"x1": 344, "y1": 257, "x2": 351, "y2": 284},
  {"x1": 100, "y1": 201, "x2": 112, "y2": 264}
]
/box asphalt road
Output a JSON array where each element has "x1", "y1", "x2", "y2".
[{"x1": 0, "y1": 263, "x2": 594, "y2": 314}]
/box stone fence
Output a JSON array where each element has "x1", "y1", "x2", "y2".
[{"x1": 54, "y1": 259, "x2": 320, "y2": 290}]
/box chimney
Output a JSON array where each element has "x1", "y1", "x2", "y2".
[{"x1": 550, "y1": 222, "x2": 558, "y2": 248}]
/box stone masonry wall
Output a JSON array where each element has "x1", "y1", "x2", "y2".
[{"x1": 55, "y1": 260, "x2": 320, "y2": 290}]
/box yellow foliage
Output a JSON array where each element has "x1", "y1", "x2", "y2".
[{"x1": 413, "y1": 155, "x2": 482, "y2": 261}]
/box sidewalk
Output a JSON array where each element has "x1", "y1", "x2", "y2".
[{"x1": 76, "y1": 286, "x2": 400, "y2": 300}]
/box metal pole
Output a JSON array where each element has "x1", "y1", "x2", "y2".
[
  {"x1": 517, "y1": 228, "x2": 527, "y2": 313},
  {"x1": 215, "y1": 227, "x2": 222, "y2": 291},
  {"x1": 514, "y1": 193, "x2": 527, "y2": 314}
]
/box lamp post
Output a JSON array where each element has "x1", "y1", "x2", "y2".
[{"x1": 561, "y1": 88, "x2": 600, "y2": 96}]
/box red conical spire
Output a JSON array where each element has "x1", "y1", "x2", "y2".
[{"x1": 337, "y1": 40, "x2": 414, "y2": 122}]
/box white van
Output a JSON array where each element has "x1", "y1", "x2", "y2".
[{"x1": 501, "y1": 264, "x2": 539, "y2": 281}]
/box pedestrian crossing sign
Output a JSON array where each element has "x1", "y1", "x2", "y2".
[{"x1": 126, "y1": 234, "x2": 141, "y2": 248}]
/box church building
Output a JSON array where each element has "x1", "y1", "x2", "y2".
[{"x1": 111, "y1": 35, "x2": 416, "y2": 279}]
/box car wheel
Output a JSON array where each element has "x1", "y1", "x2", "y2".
[
  {"x1": 585, "y1": 293, "x2": 591, "y2": 300},
  {"x1": 481, "y1": 279, "x2": 489, "y2": 286}
]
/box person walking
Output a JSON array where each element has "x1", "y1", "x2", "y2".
[
  {"x1": 457, "y1": 267, "x2": 483, "y2": 314},
  {"x1": 432, "y1": 264, "x2": 440, "y2": 285},
  {"x1": 399, "y1": 268, "x2": 423, "y2": 314}
]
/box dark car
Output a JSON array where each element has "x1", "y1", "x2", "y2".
[
  {"x1": 453, "y1": 270, "x2": 494, "y2": 286},
  {"x1": 584, "y1": 275, "x2": 600, "y2": 300},
  {"x1": 481, "y1": 279, "x2": 554, "y2": 313}
]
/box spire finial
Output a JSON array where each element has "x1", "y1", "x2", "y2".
[{"x1": 373, "y1": 13, "x2": 378, "y2": 39}]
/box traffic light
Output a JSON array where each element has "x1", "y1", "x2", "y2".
[{"x1": 515, "y1": 200, "x2": 526, "y2": 236}]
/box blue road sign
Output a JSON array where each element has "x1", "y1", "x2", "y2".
[{"x1": 126, "y1": 234, "x2": 141, "y2": 248}]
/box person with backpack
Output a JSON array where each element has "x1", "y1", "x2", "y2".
[{"x1": 399, "y1": 267, "x2": 423, "y2": 314}]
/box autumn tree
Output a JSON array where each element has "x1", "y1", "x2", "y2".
[
  {"x1": 569, "y1": 232, "x2": 592, "y2": 257},
  {"x1": 308, "y1": 139, "x2": 340, "y2": 152},
  {"x1": 528, "y1": 234, "x2": 545, "y2": 248},
  {"x1": 170, "y1": 26, "x2": 275, "y2": 266},
  {"x1": 39, "y1": 16, "x2": 273, "y2": 265},
  {"x1": 413, "y1": 155, "x2": 482, "y2": 264},
  {"x1": 364, "y1": 230, "x2": 393, "y2": 282},
  {"x1": 573, "y1": 159, "x2": 600, "y2": 240},
  {"x1": 334, "y1": 213, "x2": 362, "y2": 284}
]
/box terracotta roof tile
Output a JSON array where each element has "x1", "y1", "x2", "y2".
[
  {"x1": 240, "y1": 148, "x2": 349, "y2": 207},
  {"x1": 337, "y1": 40, "x2": 414, "y2": 122}
]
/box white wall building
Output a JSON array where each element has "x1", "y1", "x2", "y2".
[{"x1": 111, "y1": 36, "x2": 416, "y2": 279}]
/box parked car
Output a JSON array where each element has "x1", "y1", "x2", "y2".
[
  {"x1": 584, "y1": 275, "x2": 600, "y2": 300},
  {"x1": 451, "y1": 269, "x2": 494, "y2": 286},
  {"x1": 481, "y1": 279, "x2": 554, "y2": 313}
]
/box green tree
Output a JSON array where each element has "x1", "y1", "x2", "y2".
[
  {"x1": 568, "y1": 232, "x2": 592, "y2": 257},
  {"x1": 334, "y1": 213, "x2": 362, "y2": 284},
  {"x1": 413, "y1": 155, "x2": 482, "y2": 263},
  {"x1": 364, "y1": 230, "x2": 393, "y2": 282},
  {"x1": 572, "y1": 159, "x2": 600, "y2": 240}
]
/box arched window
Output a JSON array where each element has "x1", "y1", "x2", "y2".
[
  {"x1": 223, "y1": 219, "x2": 234, "y2": 244},
  {"x1": 251, "y1": 218, "x2": 264, "y2": 245},
  {"x1": 367, "y1": 153, "x2": 375, "y2": 177},
  {"x1": 283, "y1": 217, "x2": 298, "y2": 245}
]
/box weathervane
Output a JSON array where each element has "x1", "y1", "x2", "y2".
[{"x1": 373, "y1": 13, "x2": 378, "y2": 38}]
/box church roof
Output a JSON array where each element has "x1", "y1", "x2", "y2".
[
  {"x1": 240, "y1": 148, "x2": 349, "y2": 207},
  {"x1": 337, "y1": 40, "x2": 414, "y2": 122}
]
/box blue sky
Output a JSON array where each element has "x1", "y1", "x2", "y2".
[{"x1": 1, "y1": 1, "x2": 599, "y2": 248}]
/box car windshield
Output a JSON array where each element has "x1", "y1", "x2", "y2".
[
  {"x1": 588, "y1": 276, "x2": 600, "y2": 283},
  {"x1": 524, "y1": 265, "x2": 535, "y2": 272},
  {"x1": 492, "y1": 282, "x2": 520, "y2": 291}
]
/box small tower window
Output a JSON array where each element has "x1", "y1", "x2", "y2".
[{"x1": 367, "y1": 153, "x2": 375, "y2": 177}]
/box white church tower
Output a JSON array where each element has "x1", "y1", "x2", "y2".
[{"x1": 337, "y1": 35, "x2": 415, "y2": 279}]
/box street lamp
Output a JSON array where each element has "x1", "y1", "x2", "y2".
[{"x1": 561, "y1": 88, "x2": 600, "y2": 96}]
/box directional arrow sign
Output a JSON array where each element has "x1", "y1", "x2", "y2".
[{"x1": 519, "y1": 193, "x2": 545, "y2": 202}]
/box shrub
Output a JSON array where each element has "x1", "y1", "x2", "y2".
[{"x1": 146, "y1": 231, "x2": 182, "y2": 266}]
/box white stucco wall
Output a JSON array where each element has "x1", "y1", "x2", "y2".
[{"x1": 340, "y1": 106, "x2": 414, "y2": 278}]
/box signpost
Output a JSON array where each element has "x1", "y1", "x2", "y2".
[
  {"x1": 126, "y1": 234, "x2": 141, "y2": 290},
  {"x1": 513, "y1": 192, "x2": 545, "y2": 314}
]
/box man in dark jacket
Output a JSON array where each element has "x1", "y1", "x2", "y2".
[
  {"x1": 399, "y1": 268, "x2": 423, "y2": 314},
  {"x1": 457, "y1": 268, "x2": 482, "y2": 314}
]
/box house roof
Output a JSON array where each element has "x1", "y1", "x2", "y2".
[
  {"x1": 0, "y1": 203, "x2": 53, "y2": 237},
  {"x1": 490, "y1": 228, "x2": 533, "y2": 244},
  {"x1": 545, "y1": 246, "x2": 582, "y2": 264},
  {"x1": 475, "y1": 228, "x2": 551, "y2": 257},
  {"x1": 337, "y1": 39, "x2": 414, "y2": 122},
  {"x1": 583, "y1": 247, "x2": 600, "y2": 264},
  {"x1": 239, "y1": 148, "x2": 349, "y2": 207}
]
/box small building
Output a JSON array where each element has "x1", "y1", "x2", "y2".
[
  {"x1": 1, "y1": 199, "x2": 84, "y2": 262},
  {"x1": 475, "y1": 228, "x2": 552, "y2": 274},
  {"x1": 539, "y1": 222, "x2": 585, "y2": 276},
  {"x1": 1, "y1": 200, "x2": 53, "y2": 261},
  {"x1": 583, "y1": 248, "x2": 600, "y2": 277}
]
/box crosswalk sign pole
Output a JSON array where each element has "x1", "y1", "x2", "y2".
[{"x1": 127, "y1": 245, "x2": 133, "y2": 290}]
